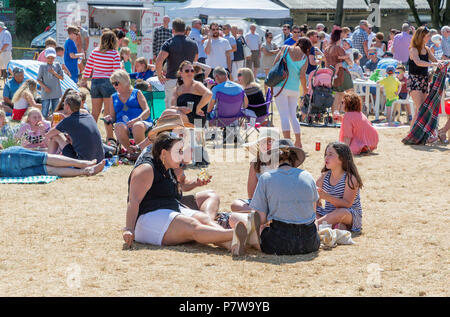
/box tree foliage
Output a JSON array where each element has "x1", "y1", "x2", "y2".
[
  {"x1": 12, "y1": 0, "x2": 56, "y2": 40},
  {"x1": 407, "y1": 0, "x2": 450, "y2": 29}
]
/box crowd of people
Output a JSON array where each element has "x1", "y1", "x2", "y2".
[{"x1": 0, "y1": 17, "x2": 449, "y2": 257}]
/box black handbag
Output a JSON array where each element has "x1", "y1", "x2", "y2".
[{"x1": 264, "y1": 46, "x2": 289, "y2": 97}]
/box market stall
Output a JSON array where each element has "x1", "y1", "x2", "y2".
[{"x1": 56, "y1": 0, "x2": 154, "y2": 61}]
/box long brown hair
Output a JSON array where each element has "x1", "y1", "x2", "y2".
[
  {"x1": 321, "y1": 142, "x2": 363, "y2": 190},
  {"x1": 99, "y1": 31, "x2": 118, "y2": 52},
  {"x1": 176, "y1": 60, "x2": 193, "y2": 86},
  {"x1": 410, "y1": 26, "x2": 430, "y2": 52}
]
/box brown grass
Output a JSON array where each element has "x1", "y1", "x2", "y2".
[{"x1": 0, "y1": 90, "x2": 449, "y2": 297}]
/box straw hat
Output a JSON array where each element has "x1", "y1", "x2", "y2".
[
  {"x1": 148, "y1": 114, "x2": 185, "y2": 138},
  {"x1": 242, "y1": 128, "x2": 280, "y2": 156},
  {"x1": 268, "y1": 139, "x2": 306, "y2": 168}
]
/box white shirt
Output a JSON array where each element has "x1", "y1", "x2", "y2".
[
  {"x1": 0, "y1": 29, "x2": 12, "y2": 52},
  {"x1": 204, "y1": 37, "x2": 232, "y2": 69},
  {"x1": 367, "y1": 32, "x2": 376, "y2": 49},
  {"x1": 244, "y1": 32, "x2": 261, "y2": 51}
]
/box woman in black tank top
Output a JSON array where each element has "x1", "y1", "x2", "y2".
[
  {"x1": 407, "y1": 26, "x2": 439, "y2": 127},
  {"x1": 123, "y1": 132, "x2": 253, "y2": 256}
]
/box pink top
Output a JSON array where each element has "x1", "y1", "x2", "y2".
[
  {"x1": 16, "y1": 121, "x2": 51, "y2": 148},
  {"x1": 339, "y1": 112, "x2": 379, "y2": 154}
]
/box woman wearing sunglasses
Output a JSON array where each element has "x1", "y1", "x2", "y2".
[
  {"x1": 261, "y1": 30, "x2": 279, "y2": 78},
  {"x1": 103, "y1": 70, "x2": 151, "y2": 160}
]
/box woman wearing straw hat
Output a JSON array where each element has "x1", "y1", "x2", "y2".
[
  {"x1": 245, "y1": 138, "x2": 321, "y2": 255},
  {"x1": 230, "y1": 128, "x2": 280, "y2": 212}
]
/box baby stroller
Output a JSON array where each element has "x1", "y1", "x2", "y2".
[{"x1": 301, "y1": 66, "x2": 336, "y2": 125}]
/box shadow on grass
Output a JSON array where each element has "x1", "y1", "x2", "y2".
[
  {"x1": 406, "y1": 144, "x2": 449, "y2": 152},
  {"x1": 124, "y1": 241, "x2": 320, "y2": 265}
]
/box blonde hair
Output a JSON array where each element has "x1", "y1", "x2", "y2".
[
  {"x1": 0, "y1": 109, "x2": 7, "y2": 125},
  {"x1": 22, "y1": 107, "x2": 43, "y2": 124},
  {"x1": 135, "y1": 57, "x2": 148, "y2": 69},
  {"x1": 238, "y1": 67, "x2": 259, "y2": 88},
  {"x1": 120, "y1": 47, "x2": 131, "y2": 60},
  {"x1": 12, "y1": 79, "x2": 37, "y2": 104},
  {"x1": 122, "y1": 37, "x2": 130, "y2": 46},
  {"x1": 110, "y1": 69, "x2": 131, "y2": 87}
]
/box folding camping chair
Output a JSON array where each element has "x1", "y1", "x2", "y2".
[
  {"x1": 242, "y1": 88, "x2": 273, "y2": 142},
  {"x1": 207, "y1": 91, "x2": 245, "y2": 146}
]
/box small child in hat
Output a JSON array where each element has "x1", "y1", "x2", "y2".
[{"x1": 377, "y1": 65, "x2": 401, "y2": 123}]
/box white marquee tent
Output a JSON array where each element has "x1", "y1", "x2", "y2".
[{"x1": 168, "y1": 0, "x2": 290, "y2": 19}]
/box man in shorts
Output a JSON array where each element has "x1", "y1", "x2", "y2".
[
  {"x1": 244, "y1": 24, "x2": 261, "y2": 76},
  {"x1": 0, "y1": 21, "x2": 12, "y2": 84}
]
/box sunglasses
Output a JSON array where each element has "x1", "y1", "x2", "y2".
[
  {"x1": 184, "y1": 69, "x2": 195, "y2": 73},
  {"x1": 111, "y1": 81, "x2": 120, "y2": 86},
  {"x1": 292, "y1": 31, "x2": 300, "y2": 34},
  {"x1": 237, "y1": 73, "x2": 242, "y2": 77}
]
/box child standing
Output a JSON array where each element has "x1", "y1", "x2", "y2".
[
  {"x1": 55, "y1": 46, "x2": 72, "y2": 77},
  {"x1": 316, "y1": 142, "x2": 363, "y2": 233},
  {"x1": 37, "y1": 47, "x2": 64, "y2": 119},
  {"x1": 64, "y1": 26, "x2": 85, "y2": 83},
  {"x1": 396, "y1": 65, "x2": 413, "y2": 123},
  {"x1": 15, "y1": 108, "x2": 51, "y2": 149},
  {"x1": 120, "y1": 47, "x2": 132, "y2": 74},
  {"x1": 377, "y1": 65, "x2": 401, "y2": 123}
]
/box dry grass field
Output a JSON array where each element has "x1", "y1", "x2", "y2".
[{"x1": 0, "y1": 89, "x2": 449, "y2": 297}]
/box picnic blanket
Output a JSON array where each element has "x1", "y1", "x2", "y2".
[
  {"x1": 0, "y1": 175, "x2": 59, "y2": 184},
  {"x1": 402, "y1": 64, "x2": 448, "y2": 144},
  {"x1": 373, "y1": 122, "x2": 410, "y2": 129}
]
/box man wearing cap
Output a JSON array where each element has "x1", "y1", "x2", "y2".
[
  {"x1": 189, "y1": 19, "x2": 207, "y2": 64},
  {"x1": 352, "y1": 20, "x2": 370, "y2": 67},
  {"x1": 0, "y1": 21, "x2": 12, "y2": 83},
  {"x1": 1, "y1": 67, "x2": 24, "y2": 113},
  {"x1": 37, "y1": 47, "x2": 64, "y2": 118}
]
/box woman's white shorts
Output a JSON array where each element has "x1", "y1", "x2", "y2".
[{"x1": 134, "y1": 207, "x2": 200, "y2": 246}]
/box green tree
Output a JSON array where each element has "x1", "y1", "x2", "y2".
[
  {"x1": 12, "y1": 0, "x2": 56, "y2": 40},
  {"x1": 407, "y1": 0, "x2": 450, "y2": 28}
]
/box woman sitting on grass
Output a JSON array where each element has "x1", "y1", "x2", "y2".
[
  {"x1": 0, "y1": 145, "x2": 105, "y2": 177},
  {"x1": 123, "y1": 132, "x2": 259, "y2": 256},
  {"x1": 339, "y1": 92, "x2": 378, "y2": 154},
  {"x1": 11, "y1": 79, "x2": 42, "y2": 121},
  {"x1": 316, "y1": 142, "x2": 363, "y2": 233},
  {"x1": 230, "y1": 128, "x2": 279, "y2": 212}
]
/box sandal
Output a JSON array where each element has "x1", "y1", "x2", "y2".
[{"x1": 231, "y1": 222, "x2": 248, "y2": 257}]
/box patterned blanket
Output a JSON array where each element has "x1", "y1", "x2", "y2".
[{"x1": 0, "y1": 175, "x2": 59, "y2": 184}]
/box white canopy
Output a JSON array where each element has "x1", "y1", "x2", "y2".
[{"x1": 168, "y1": 0, "x2": 290, "y2": 19}]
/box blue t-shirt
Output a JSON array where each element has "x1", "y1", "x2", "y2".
[
  {"x1": 306, "y1": 47, "x2": 317, "y2": 75},
  {"x1": 56, "y1": 111, "x2": 104, "y2": 162},
  {"x1": 64, "y1": 38, "x2": 79, "y2": 83},
  {"x1": 129, "y1": 69, "x2": 154, "y2": 81},
  {"x1": 249, "y1": 168, "x2": 318, "y2": 225},
  {"x1": 212, "y1": 81, "x2": 244, "y2": 100},
  {"x1": 284, "y1": 37, "x2": 296, "y2": 46},
  {"x1": 3, "y1": 78, "x2": 23, "y2": 100},
  {"x1": 364, "y1": 59, "x2": 379, "y2": 72}
]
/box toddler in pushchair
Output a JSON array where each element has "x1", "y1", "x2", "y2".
[{"x1": 301, "y1": 66, "x2": 336, "y2": 125}]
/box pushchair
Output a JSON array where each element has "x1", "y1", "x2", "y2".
[{"x1": 301, "y1": 66, "x2": 336, "y2": 126}]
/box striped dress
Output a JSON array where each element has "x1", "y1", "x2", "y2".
[
  {"x1": 317, "y1": 171, "x2": 363, "y2": 232},
  {"x1": 82, "y1": 49, "x2": 121, "y2": 79}
]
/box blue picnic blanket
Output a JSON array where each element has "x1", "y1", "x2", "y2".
[{"x1": 0, "y1": 175, "x2": 59, "y2": 184}]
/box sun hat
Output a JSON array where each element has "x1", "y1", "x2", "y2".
[
  {"x1": 45, "y1": 47, "x2": 57, "y2": 58},
  {"x1": 12, "y1": 67, "x2": 24, "y2": 75},
  {"x1": 0, "y1": 22, "x2": 7, "y2": 29},
  {"x1": 268, "y1": 138, "x2": 306, "y2": 168},
  {"x1": 148, "y1": 114, "x2": 185, "y2": 138},
  {"x1": 431, "y1": 34, "x2": 442, "y2": 44},
  {"x1": 242, "y1": 128, "x2": 280, "y2": 156},
  {"x1": 343, "y1": 38, "x2": 352, "y2": 47},
  {"x1": 386, "y1": 65, "x2": 395, "y2": 74}
]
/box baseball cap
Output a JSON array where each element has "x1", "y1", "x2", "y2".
[
  {"x1": 343, "y1": 38, "x2": 352, "y2": 47},
  {"x1": 0, "y1": 22, "x2": 7, "y2": 29},
  {"x1": 12, "y1": 67, "x2": 24, "y2": 75},
  {"x1": 386, "y1": 65, "x2": 395, "y2": 74},
  {"x1": 45, "y1": 47, "x2": 57, "y2": 58}
]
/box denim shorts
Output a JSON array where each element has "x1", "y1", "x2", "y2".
[
  {"x1": 0, "y1": 146, "x2": 48, "y2": 177},
  {"x1": 260, "y1": 220, "x2": 320, "y2": 255},
  {"x1": 90, "y1": 78, "x2": 116, "y2": 99},
  {"x1": 41, "y1": 98, "x2": 60, "y2": 118}
]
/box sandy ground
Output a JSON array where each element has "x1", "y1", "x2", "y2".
[{"x1": 0, "y1": 88, "x2": 449, "y2": 297}]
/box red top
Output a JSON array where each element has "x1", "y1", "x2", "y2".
[{"x1": 83, "y1": 49, "x2": 121, "y2": 79}]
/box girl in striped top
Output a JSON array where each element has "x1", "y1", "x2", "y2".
[
  {"x1": 80, "y1": 31, "x2": 121, "y2": 143},
  {"x1": 316, "y1": 142, "x2": 363, "y2": 232}
]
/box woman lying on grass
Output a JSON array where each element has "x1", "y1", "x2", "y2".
[{"x1": 0, "y1": 145, "x2": 105, "y2": 177}]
